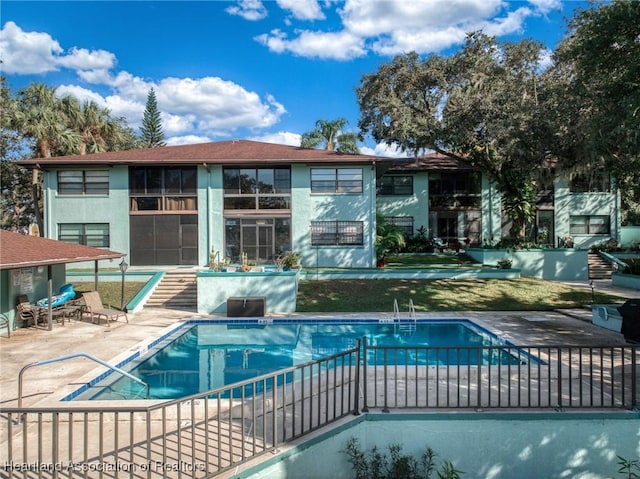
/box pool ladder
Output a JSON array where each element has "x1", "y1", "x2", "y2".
[{"x1": 393, "y1": 298, "x2": 417, "y2": 335}]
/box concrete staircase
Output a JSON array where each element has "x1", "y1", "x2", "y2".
[
  {"x1": 588, "y1": 253, "x2": 613, "y2": 279},
  {"x1": 145, "y1": 272, "x2": 197, "y2": 311}
]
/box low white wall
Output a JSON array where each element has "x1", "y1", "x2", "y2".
[
  {"x1": 196, "y1": 270, "x2": 299, "y2": 314},
  {"x1": 239, "y1": 412, "x2": 639, "y2": 479},
  {"x1": 611, "y1": 272, "x2": 640, "y2": 290},
  {"x1": 621, "y1": 226, "x2": 640, "y2": 246},
  {"x1": 466, "y1": 248, "x2": 588, "y2": 280}
]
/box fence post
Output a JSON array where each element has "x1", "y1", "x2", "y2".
[
  {"x1": 362, "y1": 337, "x2": 369, "y2": 413},
  {"x1": 632, "y1": 346, "x2": 638, "y2": 409},
  {"x1": 353, "y1": 339, "x2": 361, "y2": 415}
]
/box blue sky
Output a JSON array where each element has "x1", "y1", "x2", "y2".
[{"x1": 1, "y1": 0, "x2": 590, "y2": 156}]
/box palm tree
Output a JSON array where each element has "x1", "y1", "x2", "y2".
[
  {"x1": 300, "y1": 118, "x2": 360, "y2": 154},
  {"x1": 13, "y1": 83, "x2": 80, "y2": 158},
  {"x1": 60, "y1": 97, "x2": 126, "y2": 155},
  {"x1": 11, "y1": 84, "x2": 80, "y2": 234}
]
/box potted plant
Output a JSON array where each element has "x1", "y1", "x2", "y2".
[
  {"x1": 497, "y1": 258, "x2": 512, "y2": 269},
  {"x1": 281, "y1": 251, "x2": 301, "y2": 271}
]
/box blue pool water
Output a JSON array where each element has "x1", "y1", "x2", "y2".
[{"x1": 70, "y1": 319, "x2": 513, "y2": 401}]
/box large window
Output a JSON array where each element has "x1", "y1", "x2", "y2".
[
  {"x1": 429, "y1": 172, "x2": 481, "y2": 208},
  {"x1": 385, "y1": 216, "x2": 414, "y2": 237},
  {"x1": 129, "y1": 166, "x2": 197, "y2": 212},
  {"x1": 59, "y1": 223, "x2": 109, "y2": 247},
  {"x1": 311, "y1": 221, "x2": 364, "y2": 245},
  {"x1": 311, "y1": 168, "x2": 363, "y2": 193},
  {"x1": 223, "y1": 167, "x2": 291, "y2": 210},
  {"x1": 570, "y1": 170, "x2": 610, "y2": 193},
  {"x1": 569, "y1": 215, "x2": 610, "y2": 235},
  {"x1": 58, "y1": 170, "x2": 109, "y2": 195},
  {"x1": 378, "y1": 176, "x2": 413, "y2": 195}
]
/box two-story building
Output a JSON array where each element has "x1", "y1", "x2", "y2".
[
  {"x1": 18, "y1": 140, "x2": 389, "y2": 269},
  {"x1": 377, "y1": 153, "x2": 621, "y2": 250},
  {"x1": 16, "y1": 141, "x2": 621, "y2": 271}
]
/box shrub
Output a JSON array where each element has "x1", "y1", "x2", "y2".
[
  {"x1": 344, "y1": 437, "x2": 463, "y2": 479},
  {"x1": 623, "y1": 258, "x2": 640, "y2": 276}
]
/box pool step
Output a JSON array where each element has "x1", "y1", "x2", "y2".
[{"x1": 145, "y1": 272, "x2": 197, "y2": 311}]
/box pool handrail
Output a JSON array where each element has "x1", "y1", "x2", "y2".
[{"x1": 18, "y1": 352, "x2": 150, "y2": 408}]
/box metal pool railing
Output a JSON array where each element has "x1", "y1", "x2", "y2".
[
  {"x1": 1, "y1": 342, "x2": 638, "y2": 478},
  {"x1": 361, "y1": 342, "x2": 639, "y2": 411}
]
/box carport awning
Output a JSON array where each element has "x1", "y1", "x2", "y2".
[{"x1": 0, "y1": 230, "x2": 124, "y2": 270}]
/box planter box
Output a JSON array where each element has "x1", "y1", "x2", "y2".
[
  {"x1": 611, "y1": 272, "x2": 640, "y2": 290},
  {"x1": 466, "y1": 248, "x2": 588, "y2": 280}
]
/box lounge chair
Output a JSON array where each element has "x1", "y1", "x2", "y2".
[
  {"x1": 15, "y1": 295, "x2": 45, "y2": 328},
  {"x1": 81, "y1": 291, "x2": 128, "y2": 326}
]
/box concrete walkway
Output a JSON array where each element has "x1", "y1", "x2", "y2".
[{"x1": 0, "y1": 280, "x2": 637, "y2": 409}]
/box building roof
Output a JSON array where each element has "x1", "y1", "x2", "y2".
[
  {"x1": 16, "y1": 139, "x2": 390, "y2": 168},
  {"x1": 388, "y1": 152, "x2": 476, "y2": 172},
  {"x1": 0, "y1": 230, "x2": 125, "y2": 270}
]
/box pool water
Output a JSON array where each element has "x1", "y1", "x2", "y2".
[{"x1": 74, "y1": 319, "x2": 511, "y2": 401}]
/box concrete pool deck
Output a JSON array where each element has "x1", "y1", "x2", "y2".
[{"x1": 0, "y1": 279, "x2": 637, "y2": 409}]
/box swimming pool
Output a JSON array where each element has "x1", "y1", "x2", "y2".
[{"x1": 68, "y1": 319, "x2": 514, "y2": 401}]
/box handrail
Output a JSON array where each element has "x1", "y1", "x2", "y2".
[
  {"x1": 408, "y1": 298, "x2": 416, "y2": 320},
  {"x1": 599, "y1": 251, "x2": 629, "y2": 272},
  {"x1": 393, "y1": 298, "x2": 400, "y2": 321},
  {"x1": 18, "y1": 352, "x2": 149, "y2": 408}
]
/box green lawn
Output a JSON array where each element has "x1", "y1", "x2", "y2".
[
  {"x1": 73, "y1": 282, "x2": 147, "y2": 309},
  {"x1": 76, "y1": 275, "x2": 618, "y2": 314},
  {"x1": 296, "y1": 277, "x2": 618, "y2": 312}
]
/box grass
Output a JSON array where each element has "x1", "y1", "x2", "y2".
[
  {"x1": 73, "y1": 282, "x2": 147, "y2": 309},
  {"x1": 75, "y1": 274, "x2": 620, "y2": 314},
  {"x1": 296, "y1": 277, "x2": 619, "y2": 312}
]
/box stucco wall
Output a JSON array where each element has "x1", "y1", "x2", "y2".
[
  {"x1": 239, "y1": 412, "x2": 639, "y2": 479},
  {"x1": 196, "y1": 270, "x2": 299, "y2": 313},
  {"x1": 291, "y1": 164, "x2": 376, "y2": 269},
  {"x1": 466, "y1": 248, "x2": 588, "y2": 280}
]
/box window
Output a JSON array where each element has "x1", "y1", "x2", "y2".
[
  {"x1": 58, "y1": 170, "x2": 109, "y2": 195},
  {"x1": 311, "y1": 221, "x2": 364, "y2": 245},
  {"x1": 428, "y1": 172, "x2": 481, "y2": 208},
  {"x1": 223, "y1": 167, "x2": 291, "y2": 210},
  {"x1": 378, "y1": 176, "x2": 413, "y2": 195},
  {"x1": 129, "y1": 167, "x2": 197, "y2": 212},
  {"x1": 569, "y1": 215, "x2": 610, "y2": 235},
  {"x1": 311, "y1": 168, "x2": 363, "y2": 193},
  {"x1": 385, "y1": 216, "x2": 414, "y2": 237},
  {"x1": 59, "y1": 223, "x2": 110, "y2": 247},
  {"x1": 570, "y1": 170, "x2": 610, "y2": 193}
]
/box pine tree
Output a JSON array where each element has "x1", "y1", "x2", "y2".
[{"x1": 139, "y1": 88, "x2": 166, "y2": 148}]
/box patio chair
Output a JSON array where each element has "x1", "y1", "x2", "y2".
[
  {"x1": 81, "y1": 291, "x2": 128, "y2": 326},
  {"x1": 0, "y1": 313, "x2": 10, "y2": 338},
  {"x1": 15, "y1": 295, "x2": 44, "y2": 328}
]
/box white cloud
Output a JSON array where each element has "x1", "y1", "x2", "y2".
[
  {"x1": 225, "y1": 0, "x2": 268, "y2": 21},
  {"x1": 252, "y1": 0, "x2": 561, "y2": 59},
  {"x1": 166, "y1": 135, "x2": 214, "y2": 146},
  {"x1": 276, "y1": 0, "x2": 325, "y2": 20},
  {"x1": 0, "y1": 21, "x2": 62, "y2": 74},
  {"x1": 360, "y1": 142, "x2": 413, "y2": 158},
  {"x1": 250, "y1": 131, "x2": 302, "y2": 146},
  {"x1": 55, "y1": 85, "x2": 108, "y2": 107},
  {"x1": 56, "y1": 46, "x2": 116, "y2": 71},
  {"x1": 255, "y1": 28, "x2": 365, "y2": 60},
  {"x1": 0, "y1": 21, "x2": 116, "y2": 75}
]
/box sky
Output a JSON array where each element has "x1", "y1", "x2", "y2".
[{"x1": 0, "y1": 0, "x2": 591, "y2": 157}]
